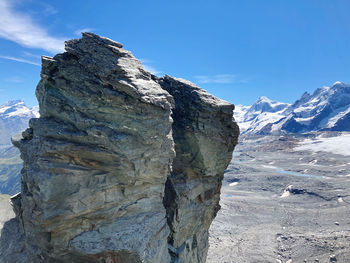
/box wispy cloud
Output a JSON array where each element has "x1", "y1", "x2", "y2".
[
  {"x1": 4, "y1": 76, "x2": 22, "y2": 83},
  {"x1": 140, "y1": 58, "x2": 162, "y2": 76},
  {"x1": 74, "y1": 28, "x2": 95, "y2": 36},
  {"x1": 40, "y1": 3, "x2": 58, "y2": 16},
  {"x1": 139, "y1": 58, "x2": 154, "y2": 64},
  {"x1": 22, "y1": 51, "x2": 41, "y2": 59},
  {"x1": 0, "y1": 55, "x2": 40, "y2": 66},
  {"x1": 143, "y1": 65, "x2": 162, "y2": 75},
  {"x1": 193, "y1": 74, "x2": 248, "y2": 84},
  {"x1": 0, "y1": 0, "x2": 65, "y2": 53}
]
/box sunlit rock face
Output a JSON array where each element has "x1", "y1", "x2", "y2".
[
  {"x1": 2, "y1": 33, "x2": 239, "y2": 263},
  {"x1": 11, "y1": 33, "x2": 174, "y2": 263}
]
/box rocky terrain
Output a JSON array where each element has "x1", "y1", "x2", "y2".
[
  {"x1": 0, "y1": 33, "x2": 238, "y2": 263},
  {"x1": 219, "y1": 82, "x2": 350, "y2": 262},
  {"x1": 1, "y1": 32, "x2": 350, "y2": 263},
  {"x1": 208, "y1": 133, "x2": 350, "y2": 263},
  {"x1": 2, "y1": 132, "x2": 350, "y2": 262}
]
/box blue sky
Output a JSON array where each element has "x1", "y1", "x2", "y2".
[{"x1": 1, "y1": 0, "x2": 350, "y2": 107}]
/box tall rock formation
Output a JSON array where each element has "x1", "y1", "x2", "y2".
[
  {"x1": 159, "y1": 76, "x2": 238, "y2": 262},
  {"x1": 0, "y1": 33, "x2": 239, "y2": 263}
]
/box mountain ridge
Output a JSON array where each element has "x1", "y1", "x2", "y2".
[
  {"x1": 236, "y1": 81, "x2": 350, "y2": 135},
  {"x1": 0, "y1": 100, "x2": 39, "y2": 195},
  {"x1": 0, "y1": 100, "x2": 39, "y2": 145},
  {"x1": 2, "y1": 80, "x2": 350, "y2": 140}
]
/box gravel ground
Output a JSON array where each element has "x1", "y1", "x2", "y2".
[{"x1": 208, "y1": 134, "x2": 350, "y2": 263}]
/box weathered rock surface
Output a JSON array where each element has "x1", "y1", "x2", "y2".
[
  {"x1": 0, "y1": 33, "x2": 238, "y2": 263},
  {"x1": 159, "y1": 76, "x2": 239, "y2": 262}
]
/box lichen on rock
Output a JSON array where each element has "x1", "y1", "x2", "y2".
[{"x1": 0, "y1": 33, "x2": 239, "y2": 263}]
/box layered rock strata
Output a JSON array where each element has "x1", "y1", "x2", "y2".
[{"x1": 1, "y1": 33, "x2": 239, "y2": 263}]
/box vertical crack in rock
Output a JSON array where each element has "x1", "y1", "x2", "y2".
[
  {"x1": 158, "y1": 76, "x2": 239, "y2": 263},
  {"x1": 1, "y1": 33, "x2": 239, "y2": 263}
]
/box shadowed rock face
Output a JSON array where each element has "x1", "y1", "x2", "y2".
[
  {"x1": 158, "y1": 76, "x2": 239, "y2": 263},
  {"x1": 1, "y1": 33, "x2": 239, "y2": 263}
]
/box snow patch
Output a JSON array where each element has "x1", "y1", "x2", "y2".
[
  {"x1": 0, "y1": 106, "x2": 10, "y2": 114},
  {"x1": 261, "y1": 165, "x2": 277, "y2": 169},
  {"x1": 295, "y1": 133, "x2": 350, "y2": 156},
  {"x1": 326, "y1": 106, "x2": 350, "y2": 128}
]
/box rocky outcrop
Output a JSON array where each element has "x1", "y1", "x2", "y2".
[
  {"x1": 0, "y1": 33, "x2": 238, "y2": 263},
  {"x1": 159, "y1": 76, "x2": 238, "y2": 262}
]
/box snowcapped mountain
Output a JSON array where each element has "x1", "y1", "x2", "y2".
[
  {"x1": 244, "y1": 96, "x2": 291, "y2": 122},
  {"x1": 279, "y1": 81, "x2": 350, "y2": 133},
  {"x1": 233, "y1": 105, "x2": 250, "y2": 131},
  {"x1": 235, "y1": 97, "x2": 291, "y2": 134},
  {"x1": 239, "y1": 96, "x2": 291, "y2": 134},
  {"x1": 0, "y1": 100, "x2": 39, "y2": 145},
  {"x1": 235, "y1": 81, "x2": 350, "y2": 135}
]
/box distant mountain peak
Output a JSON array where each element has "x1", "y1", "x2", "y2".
[
  {"x1": 0, "y1": 99, "x2": 40, "y2": 119},
  {"x1": 301, "y1": 91, "x2": 310, "y2": 97},
  {"x1": 249, "y1": 96, "x2": 290, "y2": 112},
  {"x1": 257, "y1": 96, "x2": 271, "y2": 102},
  {"x1": 235, "y1": 81, "x2": 350, "y2": 135},
  {"x1": 0, "y1": 100, "x2": 24, "y2": 108},
  {"x1": 332, "y1": 81, "x2": 347, "y2": 87},
  {"x1": 254, "y1": 96, "x2": 290, "y2": 106},
  {"x1": 0, "y1": 100, "x2": 39, "y2": 145}
]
